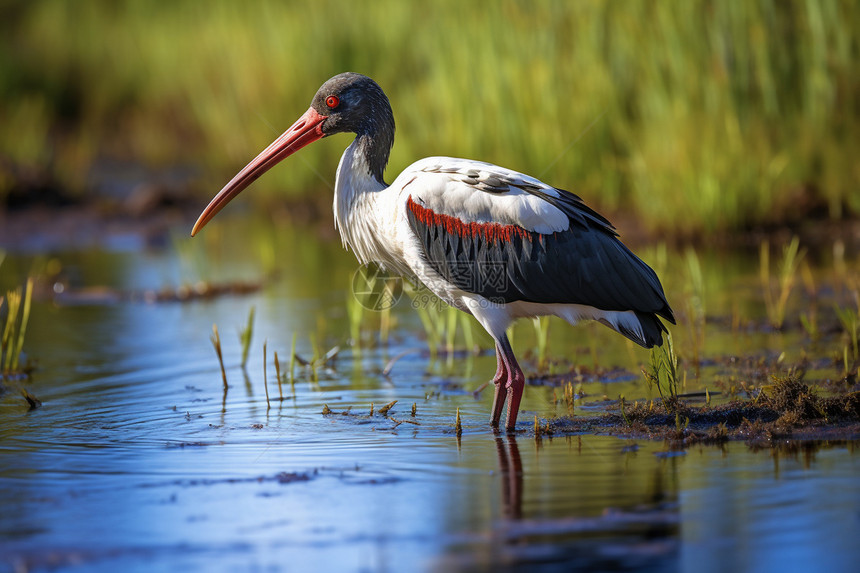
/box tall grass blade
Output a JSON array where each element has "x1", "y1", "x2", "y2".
[
  {"x1": 238, "y1": 306, "x2": 255, "y2": 369},
  {"x1": 643, "y1": 331, "x2": 679, "y2": 412},
  {"x1": 683, "y1": 248, "x2": 706, "y2": 370},
  {"x1": 2, "y1": 289, "x2": 21, "y2": 373},
  {"x1": 533, "y1": 317, "x2": 549, "y2": 372},
  {"x1": 274, "y1": 350, "x2": 283, "y2": 399},
  {"x1": 760, "y1": 237, "x2": 806, "y2": 329},
  {"x1": 10, "y1": 278, "x2": 33, "y2": 373},
  {"x1": 263, "y1": 340, "x2": 270, "y2": 410},
  {"x1": 210, "y1": 324, "x2": 228, "y2": 389},
  {"x1": 289, "y1": 332, "x2": 297, "y2": 388}
]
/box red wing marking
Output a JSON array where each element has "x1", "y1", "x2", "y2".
[{"x1": 407, "y1": 196, "x2": 532, "y2": 244}]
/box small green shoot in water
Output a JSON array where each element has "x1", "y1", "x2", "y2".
[
  {"x1": 619, "y1": 395, "x2": 630, "y2": 425},
  {"x1": 238, "y1": 306, "x2": 255, "y2": 369},
  {"x1": 413, "y1": 303, "x2": 439, "y2": 360},
  {"x1": 322, "y1": 404, "x2": 331, "y2": 415},
  {"x1": 274, "y1": 351, "x2": 283, "y2": 399},
  {"x1": 445, "y1": 305, "x2": 458, "y2": 357},
  {"x1": 346, "y1": 292, "x2": 363, "y2": 350},
  {"x1": 411, "y1": 402, "x2": 417, "y2": 417},
  {"x1": 310, "y1": 335, "x2": 320, "y2": 383},
  {"x1": 643, "y1": 331, "x2": 678, "y2": 412},
  {"x1": 533, "y1": 317, "x2": 550, "y2": 372},
  {"x1": 800, "y1": 310, "x2": 820, "y2": 341},
  {"x1": 262, "y1": 340, "x2": 270, "y2": 410},
  {"x1": 1, "y1": 278, "x2": 33, "y2": 377},
  {"x1": 455, "y1": 407, "x2": 462, "y2": 437},
  {"x1": 379, "y1": 282, "x2": 393, "y2": 346},
  {"x1": 834, "y1": 301, "x2": 859, "y2": 361},
  {"x1": 683, "y1": 248, "x2": 705, "y2": 372},
  {"x1": 760, "y1": 236, "x2": 805, "y2": 329},
  {"x1": 409, "y1": 287, "x2": 459, "y2": 360},
  {"x1": 289, "y1": 332, "x2": 297, "y2": 388},
  {"x1": 369, "y1": 402, "x2": 374, "y2": 416},
  {"x1": 460, "y1": 313, "x2": 476, "y2": 354},
  {"x1": 558, "y1": 382, "x2": 576, "y2": 415},
  {"x1": 210, "y1": 324, "x2": 228, "y2": 389},
  {"x1": 569, "y1": 382, "x2": 577, "y2": 414}
]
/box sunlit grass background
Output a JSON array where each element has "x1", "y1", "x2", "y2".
[{"x1": 2, "y1": 0, "x2": 858, "y2": 236}]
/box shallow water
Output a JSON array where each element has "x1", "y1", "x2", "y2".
[{"x1": 1, "y1": 217, "x2": 858, "y2": 572}]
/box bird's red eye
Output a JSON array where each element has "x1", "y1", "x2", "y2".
[{"x1": 325, "y1": 95, "x2": 340, "y2": 108}]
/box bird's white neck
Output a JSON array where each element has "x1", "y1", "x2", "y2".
[{"x1": 333, "y1": 139, "x2": 390, "y2": 266}]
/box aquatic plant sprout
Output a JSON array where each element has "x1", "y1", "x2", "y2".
[
  {"x1": 533, "y1": 317, "x2": 550, "y2": 373},
  {"x1": 683, "y1": 248, "x2": 706, "y2": 371},
  {"x1": 289, "y1": 332, "x2": 297, "y2": 388},
  {"x1": 346, "y1": 292, "x2": 364, "y2": 350},
  {"x1": 760, "y1": 236, "x2": 806, "y2": 329},
  {"x1": 238, "y1": 306, "x2": 255, "y2": 369},
  {"x1": 210, "y1": 324, "x2": 228, "y2": 389},
  {"x1": 642, "y1": 331, "x2": 679, "y2": 411},
  {"x1": 1, "y1": 278, "x2": 33, "y2": 377},
  {"x1": 834, "y1": 301, "x2": 859, "y2": 362},
  {"x1": 262, "y1": 341, "x2": 270, "y2": 410},
  {"x1": 274, "y1": 351, "x2": 283, "y2": 399}
]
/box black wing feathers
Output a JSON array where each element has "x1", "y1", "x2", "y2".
[{"x1": 406, "y1": 187, "x2": 675, "y2": 333}]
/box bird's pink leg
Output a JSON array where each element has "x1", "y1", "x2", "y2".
[
  {"x1": 490, "y1": 343, "x2": 508, "y2": 427},
  {"x1": 498, "y1": 336, "x2": 525, "y2": 431}
]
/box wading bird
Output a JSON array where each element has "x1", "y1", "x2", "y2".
[{"x1": 192, "y1": 73, "x2": 674, "y2": 431}]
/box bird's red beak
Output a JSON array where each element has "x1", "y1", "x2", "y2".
[{"x1": 191, "y1": 107, "x2": 327, "y2": 236}]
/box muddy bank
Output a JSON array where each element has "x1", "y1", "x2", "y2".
[{"x1": 540, "y1": 375, "x2": 860, "y2": 448}]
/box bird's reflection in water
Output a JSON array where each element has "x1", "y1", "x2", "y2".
[{"x1": 495, "y1": 434, "x2": 523, "y2": 520}]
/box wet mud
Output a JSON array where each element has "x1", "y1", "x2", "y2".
[{"x1": 541, "y1": 374, "x2": 860, "y2": 448}]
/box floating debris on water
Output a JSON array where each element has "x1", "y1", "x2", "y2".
[
  {"x1": 22, "y1": 389, "x2": 41, "y2": 410},
  {"x1": 378, "y1": 400, "x2": 397, "y2": 416}
]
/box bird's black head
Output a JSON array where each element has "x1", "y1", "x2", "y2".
[
  {"x1": 311, "y1": 73, "x2": 393, "y2": 138},
  {"x1": 311, "y1": 73, "x2": 395, "y2": 183}
]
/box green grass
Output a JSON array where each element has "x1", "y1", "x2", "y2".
[
  {"x1": 760, "y1": 236, "x2": 806, "y2": 329},
  {"x1": 683, "y1": 248, "x2": 706, "y2": 369},
  {"x1": 532, "y1": 317, "x2": 550, "y2": 373},
  {"x1": 1, "y1": 278, "x2": 34, "y2": 378},
  {"x1": 1, "y1": 1, "x2": 858, "y2": 236},
  {"x1": 406, "y1": 287, "x2": 484, "y2": 359},
  {"x1": 835, "y1": 299, "x2": 859, "y2": 362},
  {"x1": 210, "y1": 323, "x2": 228, "y2": 389},
  {"x1": 643, "y1": 331, "x2": 680, "y2": 412},
  {"x1": 238, "y1": 306, "x2": 255, "y2": 369}
]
